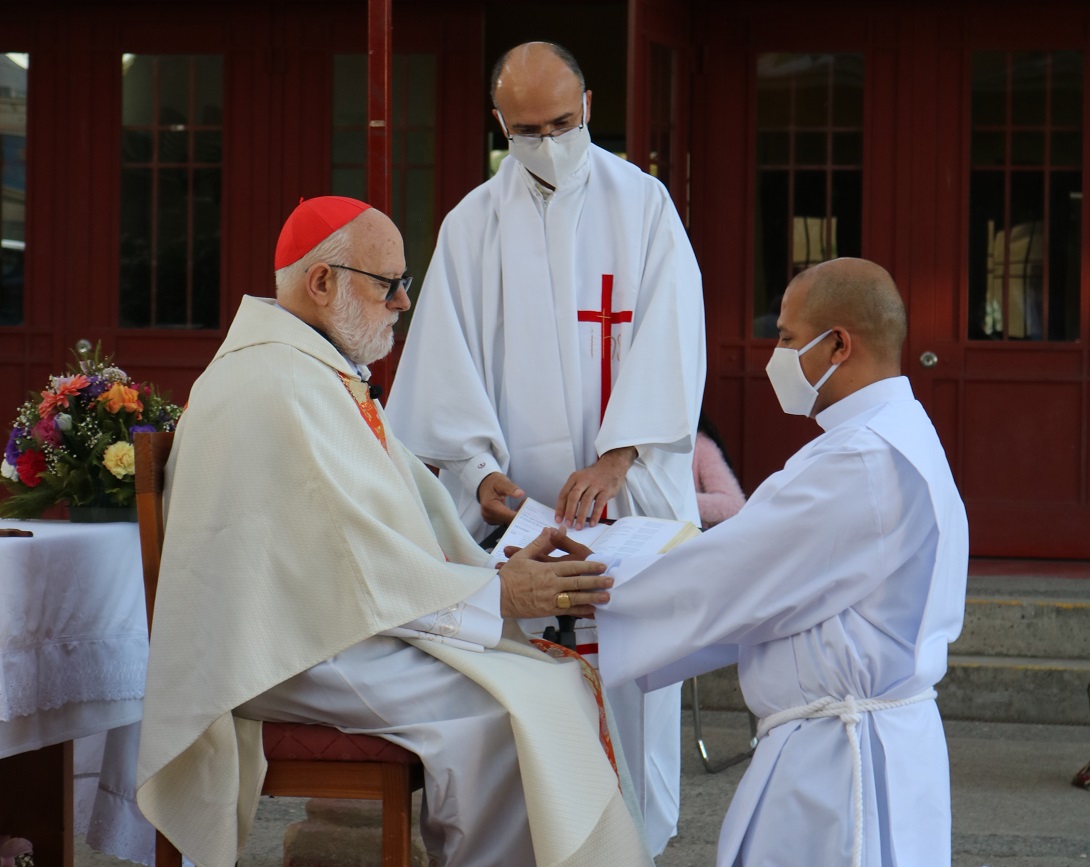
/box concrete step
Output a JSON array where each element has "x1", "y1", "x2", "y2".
[
  {"x1": 953, "y1": 575, "x2": 1090, "y2": 660},
  {"x1": 684, "y1": 573, "x2": 1090, "y2": 725},
  {"x1": 953, "y1": 596, "x2": 1090, "y2": 659},
  {"x1": 941, "y1": 655, "x2": 1090, "y2": 725},
  {"x1": 685, "y1": 657, "x2": 1090, "y2": 725}
]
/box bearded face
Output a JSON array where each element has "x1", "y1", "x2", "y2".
[{"x1": 325, "y1": 271, "x2": 397, "y2": 367}]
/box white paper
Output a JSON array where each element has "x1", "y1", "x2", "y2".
[{"x1": 486, "y1": 497, "x2": 697, "y2": 566}]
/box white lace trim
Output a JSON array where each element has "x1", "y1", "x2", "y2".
[
  {"x1": 85, "y1": 785, "x2": 156, "y2": 866},
  {"x1": 0, "y1": 632, "x2": 147, "y2": 720}
]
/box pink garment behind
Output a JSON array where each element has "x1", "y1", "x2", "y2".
[{"x1": 692, "y1": 431, "x2": 746, "y2": 528}]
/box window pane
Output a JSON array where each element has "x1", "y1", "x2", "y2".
[
  {"x1": 119, "y1": 167, "x2": 152, "y2": 328},
  {"x1": 1010, "y1": 52, "x2": 1047, "y2": 127},
  {"x1": 192, "y1": 167, "x2": 221, "y2": 329},
  {"x1": 753, "y1": 52, "x2": 863, "y2": 336},
  {"x1": 968, "y1": 51, "x2": 1082, "y2": 342},
  {"x1": 120, "y1": 55, "x2": 222, "y2": 329},
  {"x1": 194, "y1": 55, "x2": 223, "y2": 125},
  {"x1": 158, "y1": 55, "x2": 189, "y2": 125},
  {"x1": 393, "y1": 55, "x2": 437, "y2": 323},
  {"x1": 331, "y1": 53, "x2": 437, "y2": 323},
  {"x1": 1048, "y1": 172, "x2": 1081, "y2": 341},
  {"x1": 1, "y1": 53, "x2": 28, "y2": 326},
  {"x1": 331, "y1": 54, "x2": 369, "y2": 204},
  {"x1": 121, "y1": 54, "x2": 154, "y2": 125},
  {"x1": 333, "y1": 55, "x2": 367, "y2": 126}
]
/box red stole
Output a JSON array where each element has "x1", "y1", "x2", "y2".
[{"x1": 338, "y1": 372, "x2": 387, "y2": 451}]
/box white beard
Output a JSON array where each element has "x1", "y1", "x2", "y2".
[{"x1": 327, "y1": 278, "x2": 395, "y2": 367}]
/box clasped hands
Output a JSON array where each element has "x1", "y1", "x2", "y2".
[
  {"x1": 477, "y1": 446, "x2": 637, "y2": 530},
  {"x1": 496, "y1": 527, "x2": 609, "y2": 619}
]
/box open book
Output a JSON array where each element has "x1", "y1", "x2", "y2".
[{"x1": 486, "y1": 497, "x2": 700, "y2": 567}]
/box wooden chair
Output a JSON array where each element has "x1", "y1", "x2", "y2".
[{"x1": 134, "y1": 431, "x2": 424, "y2": 867}]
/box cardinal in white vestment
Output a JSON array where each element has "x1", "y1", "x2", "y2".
[
  {"x1": 386, "y1": 41, "x2": 705, "y2": 854},
  {"x1": 135, "y1": 197, "x2": 652, "y2": 867},
  {"x1": 592, "y1": 258, "x2": 970, "y2": 866}
]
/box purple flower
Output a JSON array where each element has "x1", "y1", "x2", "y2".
[
  {"x1": 129, "y1": 424, "x2": 157, "y2": 435},
  {"x1": 84, "y1": 376, "x2": 109, "y2": 397},
  {"x1": 4, "y1": 427, "x2": 24, "y2": 465}
]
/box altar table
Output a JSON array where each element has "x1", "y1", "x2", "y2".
[{"x1": 0, "y1": 518, "x2": 154, "y2": 865}]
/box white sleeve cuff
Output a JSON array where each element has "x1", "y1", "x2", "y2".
[
  {"x1": 445, "y1": 451, "x2": 504, "y2": 500},
  {"x1": 381, "y1": 574, "x2": 503, "y2": 651}
]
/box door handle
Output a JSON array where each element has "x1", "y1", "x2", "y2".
[{"x1": 919, "y1": 351, "x2": 938, "y2": 369}]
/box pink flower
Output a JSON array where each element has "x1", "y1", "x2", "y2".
[
  {"x1": 31, "y1": 416, "x2": 62, "y2": 448},
  {"x1": 0, "y1": 834, "x2": 32, "y2": 866}
]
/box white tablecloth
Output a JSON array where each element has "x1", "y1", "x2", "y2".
[{"x1": 0, "y1": 517, "x2": 155, "y2": 863}]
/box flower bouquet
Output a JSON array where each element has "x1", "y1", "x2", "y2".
[
  {"x1": 0, "y1": 835, "x2": 32, "y2": 867},
  {"x1": 1, "y1": 344, "x2": 182, "y2": 519}
]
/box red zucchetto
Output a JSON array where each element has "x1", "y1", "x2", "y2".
[{"x1": 274, "y1": 196, "x2": 371, "y2": 270}]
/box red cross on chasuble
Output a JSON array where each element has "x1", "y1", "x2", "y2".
[
  {"x1": 577, "y1": 274, "x2": 633, "y2": 424},
  {"x1": 577, "y1": 274, "x2": 633, "y2": 526},
  {"x1": 338, "y1": 372, "x2": 387, "y2": 452}
]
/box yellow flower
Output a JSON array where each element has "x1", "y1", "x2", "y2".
[{"x1": 103, "y1": 441, "x2": 136, "y2": 479}]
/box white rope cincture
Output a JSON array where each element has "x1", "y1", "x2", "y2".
[{"x1": 756, "y1": 687, "x2": 938, "y2": 867}]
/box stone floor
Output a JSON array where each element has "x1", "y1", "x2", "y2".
[{"x1": 75, "y1": 711, "x2": 1090, "y2": 866}]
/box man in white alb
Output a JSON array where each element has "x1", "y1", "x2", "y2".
[
  {"x1": 591, "y1": 257, "x2": 970, "y2": 866},
  {"x1": 135, "y1": 196, "x2": 652, "y2": 867},
  {"x1": 385, "y1": 41, "x2": 705, "y2": 854}
]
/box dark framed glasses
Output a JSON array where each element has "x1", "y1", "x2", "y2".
[{"x1": 328, "y1": 264, "x2": 412, "y2": 301}]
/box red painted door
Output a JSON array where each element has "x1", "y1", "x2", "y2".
[
  {"x1": 627, "y1": 0, "x2": 692, "y2": 218},
  {"x1": 900, "y1": 9, "x2": 1090, "y2": 558},
  {"x1": 693, "y1": 2, "x2": 1090, "y2": 559}
]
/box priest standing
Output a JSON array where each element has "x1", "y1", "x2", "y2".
[
  {"x1": 135, "y1": 196, "x2": 653, "y2": 867},
  {"x1": 386, "y1": 41, "x2": 705, "y2": 855},
  {"x1": 592, "y1": 257, "x2": 970, "y2": 866}
]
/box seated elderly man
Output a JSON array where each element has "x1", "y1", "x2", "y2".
[{"x1": 135, "y1": 196, "x2": 651, "y2": 867}]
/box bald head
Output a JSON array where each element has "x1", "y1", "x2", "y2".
[
  {"x1": 491, "y1": 42, "x2": 584, "y2": 106},
  {"x1": 795, "y1": 258, "x2": 906, "y2": 366}
]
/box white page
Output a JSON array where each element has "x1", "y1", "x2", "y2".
[
  {"x1": 486, "y1": 498, "x2": 606, "y2": 566},
  {"x1": 589, "y1": 516, "x2": 688, "y2": 558}
]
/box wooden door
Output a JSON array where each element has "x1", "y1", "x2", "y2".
[
  {"x1": 691, "y1": 5, "x2": 883, "y2": 492},
  {"x1": 901, "y1": 9, "x2": 1090, "y2": 558},
  {"x1": 627, "y1": 0, "x2": 692, "y2": 218},
  {"x1": 694, "y1": 2, "x2": 1089, "y2": 559}
]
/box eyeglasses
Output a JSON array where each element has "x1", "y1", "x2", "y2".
[
  {"x1": 497, "y1": 92, "x2": 587, "y2": 149},
  {"x1": 328, "y1": 265, "x2": 412, "y2": 301}
]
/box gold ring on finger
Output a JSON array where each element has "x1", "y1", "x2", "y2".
[{"x1": 556, "y1": 591, "x2": 572, "y2": 609}]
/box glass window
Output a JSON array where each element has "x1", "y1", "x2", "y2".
[
  {"x1": 331, "y1": 54, "x2": 368, "y2": 200},
  {"x1": 753, "y1": 53, "x2": 864, "y2": 337},
  {"x1": 969, "y1": 51, "x2": 1082, "y2": 341},
  {"x1": 331, "y1": 53, "x2": 436, "y2": 324},
  {"x1": 1, "y1": 52, "x2": 28, "y2": 327},
  {"x1": 119, "y1": 54, "x2": 223, "y2": 329},
  {"x1": 649, "y1": 42, "x2": 674, "y2": 187}
]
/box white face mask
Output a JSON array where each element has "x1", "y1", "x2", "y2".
[
  {"x1": 500, "y1": 93, "x2": 591, "y2": 188},
  {"x1": 765, "y1": 329, "x2": 839, "y2": 416}
]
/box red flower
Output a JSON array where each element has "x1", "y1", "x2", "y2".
[{"x1": 16, "y1": 449, "x2": 47, "y2": 487}]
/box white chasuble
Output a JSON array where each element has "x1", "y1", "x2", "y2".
[
  {"x1": 135, "y1": 297, "x2": 650, "y2": 867},
  {"x1": 386, "y1": 145, "x2": 705, "y2": 856},
  {"x1": 386, "y1": 145, "x2": 706, "y2": 540},
  {"x1": 596, "y1": 377, "x2": 970, "y2": 866}
]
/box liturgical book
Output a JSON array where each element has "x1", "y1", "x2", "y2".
[{"x1": 486, "y1": 497, "x2": 700, "y2": 566}]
